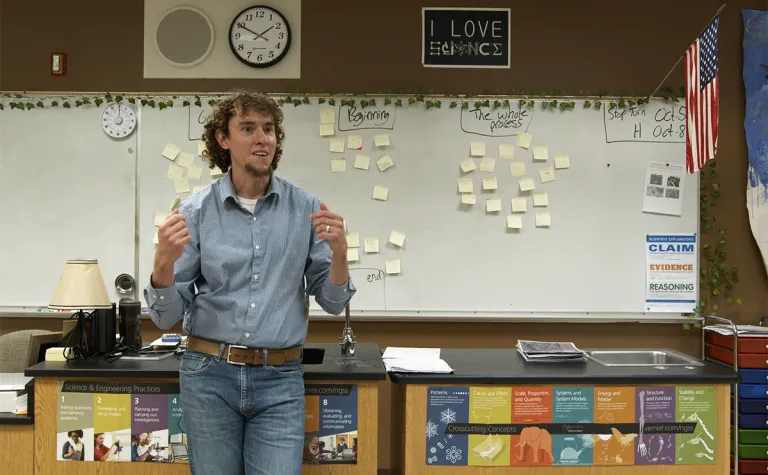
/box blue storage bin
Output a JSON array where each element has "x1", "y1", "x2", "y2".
[{"x1": 740, "y1": 369, "x2": 768, "y2": 384}]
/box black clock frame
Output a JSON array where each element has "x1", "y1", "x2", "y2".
[{"x1": 228, "y1": 5, "x2": 292, "y2": 69}]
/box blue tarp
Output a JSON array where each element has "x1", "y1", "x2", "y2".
[{"x1": 743, "y1": 9, "x2": 768, "y2": 190}]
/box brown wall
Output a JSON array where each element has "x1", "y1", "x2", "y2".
[{"x1": 2, "y1": 0, "x2": 767, "y2": 471}]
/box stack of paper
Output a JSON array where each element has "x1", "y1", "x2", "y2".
[
  {"x1": 516, "y1": 340, "x2": 587, "y2": 363},
  {"x1": 381, "y1": 347, "x2": 454, "y2": 373},
  {"x1": 705, "y1": 324, "x2": 768, "y2": 337}
]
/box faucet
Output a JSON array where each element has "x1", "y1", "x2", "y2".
[{"x1": 339, "y1": 303, "x2": 356, "y2": 356}]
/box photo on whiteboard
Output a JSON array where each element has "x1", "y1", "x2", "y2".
[{"x1": 642, "y1": 161, "x2": 684, "y2": 216}]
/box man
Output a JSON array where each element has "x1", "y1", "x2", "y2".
[{"x1": 145, "y1": 90, "x2": 355, "y2": 475}]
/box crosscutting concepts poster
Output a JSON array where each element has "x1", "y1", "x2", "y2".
[
  {"x1": 643, "y1": 161, "x2": 685, "y2": 216},
  {"x1": 425, "y1": 385, "x2": 714, "y2": 466},
  {"x1": 303, "y1": 384, "x2": 358, "y2": 464},
  {"x1": 645, "y1": 233, "x2": 697, "y2": 312}
]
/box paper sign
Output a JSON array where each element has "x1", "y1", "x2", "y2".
[
  {"x1": 461, "y1": 194, "x2": 476, "y2": 205},
  {"x1": 162, "y1": 143, "x2": 180, "y2": 161},
  {"x1": 509, "y1": 162, "x2": 526, "y2": 176},
  {"x1": 533, "y1": 146, "x2": 548, "y2": 161},
  {"x1": 511, "y1": 197, "x2": 527, "y2": 212},
  {"x1": 517, "y1": 133, "x2": 533, "y2": 149},
  {"x1": 372, "y1": 185, "x2": 389, "y2": 201},
  {"x1": 459, "y1": 158, "x2": 477, "y2": 173},
  {"x1": 346, "y1": 233, "x2": 360, "y2": 248},
  {"x1": 482, "y1": 176, "x2": 498, "y2": 190},
  {"x1": 331, "y1": 157, "x2": 347, "y2": 172},
  {"x1": 519, "y1": 178, "x2": 535, "y2": 191},
  {"x1": 479, "y1": 157, "x2": 496, "y2": 172},
  {"x1": 320, "y1": 108, "x2": 335, "y2": 124},
  {"x1": 354, "y1": 154, "x2": 371, "y2": 170},
  {"x1": 374, "y1": 134, "x2": 390, "y2": 147},
  {"x1": 347, "y1": 248, "x2": 359, "y2": 262},
  {"x1": 554, "y1": 154, "x2": 570, "y2": 169},
  {"x1": 507, "y1": 215, "x2": 523, "y2": 229},
  {"x1": 533, "y1": 192, "x2": 548, "y2": 206},
  {"x1": 539, "y1": 167, "x2": 556, "y2": 183},
  {"x1": 330, "y1": 138, "x2": 345, "y2": 153},
  {"x1": 499, "y1": 144, "x2": 515, "y2": 159},
  {"x1": 364, "y1": 238, "x2": 379, "y2": 253},
  {"x1": 486, "y1": 198, "x2": 502, "y2": 213},
  {"x1": 377, "y1": 155, "x2": 394, "y2": 171},
  {"x1": 389, "y1": 231, "x2": 406, "y2": 247},
  {"x1": 643, "y1": 161, "x2": 685, "y2": 216},
  {"x1": 470, "y1": 141, "x2": 486, "y2": 157},
  {"x1": 386, "y1": 259, "x2": 401, "y2": 274},
  {"x1": 458, "y1": 178, "x2": 474, "y2": 193},
  {"x1": 347, "y1": 134, "x2": 363, "y2": 150},
  {"x1": 536, "y1": 212, "x2": 551, "y2": 227},
  {"x1": 320, "y1": 124, "x2": 335, "y2": 136},
  {"x1": 179, "y1": 152, "x2": 195, "y2": 168}
]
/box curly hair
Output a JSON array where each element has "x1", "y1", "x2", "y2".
[{"x1": 201, "y1": 90, "x2": 285, "y2": 173}]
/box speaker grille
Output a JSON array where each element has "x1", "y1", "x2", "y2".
[{"x1": 155, "y1": 8, "x2": 213, "y2": 67}]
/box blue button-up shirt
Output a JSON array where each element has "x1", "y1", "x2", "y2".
[{"x1": 144, "y1": 171, "x2": 355, "y2": 349}]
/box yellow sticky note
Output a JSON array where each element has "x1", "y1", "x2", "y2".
[
  {"x1": 347, "y1": 248, "x2": 359, "y2": 262},
  {"x1": 373, "y1": 185, "x2": 389, "y2": 201},
  {"x1": 210, "y1": 166, "x2": 225, "y2": 178},
  {"x1": 330, "y1": 137, "x2": 345, "y2": 153},
  {"x1": 499, "y1": 144, "x2": 515, "y2": 159},
  {"x1": 511, "y1": 197, "x2": 527, "y2": 212},
  {"x1": 175, "y1": 178, "x2": 190, "y2": 194},
  {"x1": 171, "y1": 197, "x2": 181, "y2": 211},
  {"x1": 179, "y1": 152, "x2": 195, "y2": 168},
  {"x1": 197, "y1": 141, "x2": 207, "y2": 156},
  {"x1": 539, "y1": 167, "x2": 556, "y2": 183},
  {"x1": 319, "y1": 123, "x2": 335, "y2": 137},
  {"x1": 364, "y1": 238, "x2": 380, "y2": 253},
  {"x1": 482, "y1": 176, "x2": 498, "y2": 190},
  {"x1": 377, "y1": 155, "x2": 394, "y2": 171},
  {"x1": 331, "y1": 157, "x2": 346, "y2": 172},
  {"x1": 389, "y1": 231, "x2": 406, "y2": 247},
  {"x1": 459, "y1": 158, "x2": 477, "y2": 173},
  {"x1": 162, "y1": 143, "x2": 180, "y2": 161},
  {"x1": 470, "y1": 141, "x2": 486, "y2": 157},
  {"x1": 458, "y1": 178, "x2": 474, "y2": 193},
  {"x1": 167, "y1": 164, "x2": 184, "y2": 180},
  {"x1": 154, "y1": 212, "x2": 168, "y2": 227},
  {"x1": 517, "y1": 133, "x2": 533, "y2": 149},
  {"x1": 509, "y1": 162, "x2": 526, "y2": 177},
  {"x1": 374, "y1": 134, "x2": 390, "y2": 147},
  {"x1": 385, "y1": 259, "x2": 401, "y2": 275},
  {"x1": 536, "y1": 212, "x2": 552, "y2": 227},
  {"x1": 347, "y1": 134, "x2": 363, "y2": 150},
  {"x1": 187, "y1": 165, "x2": 203, "y2": 180},
  {"x1": 320, "y1": 108, "x2": 335, "y2": 124},
  {"x1": 507, "y1": 215, "x2": 523, "y2": 229},
  {"x1": 354, "y1": 154, "x2": 371, "y2": 170},
  {"x1": 479, "y1": 157, "x2": 496, "y2": 172},
  {"x1": 533, "y1": 146, "x2": 549, "y2": 161},
  {"x1": 153, "y1": 232, "x2": 159, "y2": 245},
  {"x1": 461, "y1": 194, "x2": 477, "y2": 205},
  {"x1": 533, "y1": 192, "x2": 548, "y2": 207},
  {"x1": 486, "y1": 197, "x2": 502, "y2": 213},
  {"x1": 519, "y1": 178, "x2": 535, "y2": 191},
  {"x1": 555, "y1": 154, "x2": 570, "y2": 169},
  {"x1": 192, "y1": 185, "x2": 206, "y2": 194},
  {"x1": 346, "y1": 232, "x2": 360, "y2": 248}
]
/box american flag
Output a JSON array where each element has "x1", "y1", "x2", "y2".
[{"x1": 684, "y1": 16, "x2": 719, "y2": 174}]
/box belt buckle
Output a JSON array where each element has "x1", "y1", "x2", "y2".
[{"x1": 226, "y1": 345, "x2": 248, "y2": 365}]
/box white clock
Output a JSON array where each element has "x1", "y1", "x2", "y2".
[
  {"x1": 229, "y1": 5, "x2": 291, "y2": 68},
  {"x1": 101, "y1": 103, "x2": 137, "y2": 139}
]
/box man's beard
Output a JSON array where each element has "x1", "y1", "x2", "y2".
[{"x1": 245, "y1": 162, "x2": 272, "y2": 177}]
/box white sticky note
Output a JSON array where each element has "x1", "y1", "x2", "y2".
[
  {"x1": 519, "y1": 178, "x2": 535, "y2": 191},
  {"x1": 330, "y1": 137, "x2": 345, "y2": 153},
  {"x1": 197, "y1": 141, "x2": 207, "y2": 156},
  {"x1": 470, "y1": 141, "x2": 486, "y2": 157},
  {"x1": 389, "y1": 231, "x2": 406, "y2": 247},
  {"x1": 331, "y1": 157, "x2": 347, "y2": 172},
  {"x1": 479, "y1": 157, "x2": 496, "y2": 172},
  {"x1": 347, "y1": 134, "x2": 363, "y2": 150},
  {"x1": 162, "y1": 143, "x2": 180, "y2": 161},
  {"x1": 486, "y1": 198, "x2": 502, "y2": 213},
  {"x1": 347, "y1": 248, "x2": 359, "y2": 262},
  {"x1": 179, "y1": 152, "x2": 195, "y2": 168},
  {"x1": 533, "y1": 192, "x2": 549, "y2": 207},
  {"x1": 154, "y1": 212, "x2": 168, "y2": 227},
  {"x1": 354, "y1": 154, "x2": 371, "y2": 170},
  {"x1": 372, "y1": 185, "x2": 389, "y2": 201},
  {"x1": 319, "y1": 123, "x2": 334, "y2": 137},
  {"x1": 533, "y1": 146, "x2": 549, "y2": 161},
  {"x1": 482, "y1": 176, "x2": 498, "y2": 190},
  {"x1": 458, "y1": 178, "x2": 474, "y2": 193},
  {"x1": 507, "y1": 215, "x2": 523, "y2": 229},
  {"x1": 377, "y1": 155, "x2": 394, "y2": 171},
  {"x1": 511, "y1": 197, "x2": 527, "y2": 212},
  {"x1": 385, "y1": 259, "x2": 401, "y2": 275},
  {"x1": 539, "y1": 167, "x2": 556, "y2": 183},
  {"x1": 193, "y1": 185, "x2": 206, "y2": 194},
  {"x1": 346, "y1": 232, "x2": 360, "y2": 248},
  {"x1": 364, "y1": 238, "x2": 380, "y2": 253},
  {"x1": 374, "y1": 134, "x2": 390, "y2": 147},
  {"x1": 517, "y1": 133, "x2": 533, "y2": 149},
  {"x1": 459, "y1": 158, "x2": 477, "y2": 173},
  {"x1": 461, "y1": 194, "x2": 477, "y2": 205},
  {"x1": 320, "y1": 108, "x2": 335, "y2": 124},
  {"x1": 187, "y1": 165, "x2": 203, "y2": 180},
  {"x1": 499, "y1": 144, "x2": 515, "y2": 159},
  {"x1": 210, "y1": 166, "x2": 225, "y2": 178},
  {"x1": 536, "y1": 212, "x2": 552, "y2": 227},
  {"x1": 153, "y1": 232, "x2": 159, "y2": 245},
  {"x1": 555, "y1": 154, "x2": 570, "y2": 169},
  {"x1": 167, "y1": 164, "x2": 184, "y2": 180},
  {"x1": 175, "y1": 178, "x2": 191, "y2": 194},
  {"x1": 509, "y1": 162, "x2": 526, "y2": 177}
]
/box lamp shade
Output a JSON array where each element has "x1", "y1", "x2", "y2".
[{"x1": 49, "y1": 259, "x2": 112, "y2": 309}]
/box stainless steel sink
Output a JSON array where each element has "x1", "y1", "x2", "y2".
[{"x1": 586, "y1": 349, "x2": 704, "y2": 367}]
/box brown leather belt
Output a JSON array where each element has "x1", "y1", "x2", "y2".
[{"x1": 187, "y1": 336, "x2": 302, "y2": 366}]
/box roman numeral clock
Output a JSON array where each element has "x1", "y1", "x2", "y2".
[{"x1": 228, "y1": 5, "x2": 292, "y2": 68}]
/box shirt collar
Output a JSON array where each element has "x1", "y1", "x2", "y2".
[{"x1": 219, "y1": 169, "x2": 282, "y2": 204}]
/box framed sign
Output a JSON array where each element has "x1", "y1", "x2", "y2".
[{"x1": 422, "y1": 7, "x2": 511, "y2": 68}]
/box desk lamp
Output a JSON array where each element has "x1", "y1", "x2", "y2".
[{"x1": 49, "y1": 259, "x2": 113, "y2": 360}]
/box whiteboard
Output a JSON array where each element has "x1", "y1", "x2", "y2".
[
  {"x1": 0, "y1": 106, "x2": 137, "y2": 306},
  {"x1": 135, "y1": 97, "x2": 698, "y2": 318}
]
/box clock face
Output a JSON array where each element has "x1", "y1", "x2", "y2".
[
  {"x1": 229, "y1": 6, "x2": 291, "y2": 68},
  {"x1": 101, "y1": 103, "x2": 137, "y2": 139}
]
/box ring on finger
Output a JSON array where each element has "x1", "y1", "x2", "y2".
[{"x1": 326, "y1": 224, "x2": 330, "y2": 233}]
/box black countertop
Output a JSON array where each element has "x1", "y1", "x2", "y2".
[
  {"x1": 25, "y1": 343, "x2": 386, "y2": 382},
  {"x1": 388, "y1": 348, "x2": 740, "y2": 385}
]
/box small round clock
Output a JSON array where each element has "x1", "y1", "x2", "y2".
[
  {"x1": 101, "y1": 103, "x2": 137, "y2": 139},
  {"x1": 229, "y1": 5, "x2": 291, "y2": 68}
]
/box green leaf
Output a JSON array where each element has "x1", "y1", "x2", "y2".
[
  {"x1": 36, "y1": 101, "x2": 44, "y2": 108},
  {"x1": 519, "y1": 99, "x2": 526, "y2": 106},
  {"x1": 369, "y1": 98, "x2": 376, "y2": 107},
  {"x1": 682, "y1": 323, "x2": 691, "y2": 330},
  {"x1": 158, "y1": 102, "x2": 167, "y2": 110},
  {"x1": 360, "y1": 100, "x2": 368, "y2": 108},
  {"x1": 712, "y1": 288, "x2": 720, "y2": 296},
  {"x1": 166, "y1": 100, "x2": 174, "y2": 107},
  {"x1": 493, "y1": 100, "x2": 501, "y2": 109},
  {"x1": 183, "y1": 100, "x2": 190, "y2": 107},
  {"x1": 594, "y1": 101, "x2": 602, "y2": 110},
  {"x1": 94, "y1": 98, "x2": 103, "y2": 107},
  {"x1": 329, "y1": 99, "x2": 336, "y2": 106},
  {"x1": 75, "y1": 100, "x2": 83, "y2": 107},
  {"x1": 503, "y1": 100, "x2": 510, "y2": 107},
  {"x1": 0, "y1": 103, "x2": 3, "y2": 111},
  {"x1": 82, "y1": 98, "x2": 91, "y2": 105},
  {"x1": 63, "y1": 102, "x2": 71, "y2": 109},
  {"x1": 394, "y1": 99, "x2": 402, "y2": 107},
  {"x1": 702, "y1": 243, "x2": 711, "y2": 249},
  {"x1": 584, "y1": 100, "x2": 592, "y2": 108},
  {"x1": 736, "y1": 297, "x2": 743, "y2": 304},
  {"x1": 318, "y1": 98, "x2": 326, "y2": 104},
  {"x1": 302, "y1": 96, "x2": 310, "y2": 104},
  {"x1": 461, "y1": 102, "x2": 468, "y2": 109},
  {"x1": 409, "y1": 98, "x2": 416, "y2": 105},
  {"x1": 105, "y1": 93, "x2": 113, "y2": 102},
  {"x1": 449, "y1": 101, "x2": 458, "y2": 108},
  {"x1": 292, "y1": 99, "x2": 301, "y2": 106}
]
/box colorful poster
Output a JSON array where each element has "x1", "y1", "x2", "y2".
[
  {"x1": 552, "y1": 387, "x2": 594, "y2": 466},
  {"x1": 644, "y1": 234, "x2": 698, "y2": 313},
  {"x1": 425, "y1": 386, "x2": 469, "y2": 466},
  {"x1": 57, "y1": 389, "x2": 94, "y2": 462},
  {"x1": 93, "y1": 392, "x2": 131, "y2": 462},
  {"x1": 635, "y1": 387, "x2": 676, "y2": 465},
  {"x1": 676, "y1": 386, "x2": 717, "y2": 464},
  {"x1": 468, "y1": 387, "x2": 511, "y2": 466},
  {"x1": 593, "y1": 386, "x2": 635, "y2": 466},
  {"x1": 303, "y1": 384, "x2": 358, "y2": 465},
  {"x1": 510, "y1": 387, "x2": 553, "y2": 466}
]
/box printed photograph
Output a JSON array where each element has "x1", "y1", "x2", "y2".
[
  {"x1": 93, "y1": 430, "x2": 131, "y2": 462},
  {"x1": 646, "y1": 186, "x2": 664, "y2": 198},
  {"x1": 666, "y1": 175, "x2": 681, "y2": 188},
  {"x1": 58, "y1": 429, "x2": 94, "y2": 461},
  {"x1": 649, "y1": 174, "x2": 663, "y2": 185},
  {"x1": 665, "y1": 188, "x2": 680, "y2": 199}
]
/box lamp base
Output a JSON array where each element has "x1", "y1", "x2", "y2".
[{"x1": 63, "y1": 310, "x2": 97, "y2": 360}]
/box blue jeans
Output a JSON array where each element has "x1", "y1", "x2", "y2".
[{"x1": 179, "y1": 348, "x2": 305, "y2": 475}]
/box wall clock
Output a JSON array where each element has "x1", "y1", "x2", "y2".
[
  {"x1": 101, "y1": 103, "x2": 137, "y2": 139},
  {"x1": 228, "y1": 5, "x2": 292, "y2": 68}
]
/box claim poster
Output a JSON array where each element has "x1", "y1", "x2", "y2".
[{"x1": 303, "y1": 384, "x2": 358, "y2": 464}]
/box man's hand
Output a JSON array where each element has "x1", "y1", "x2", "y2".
[
  {"x1": 152, "y1": 209, "x2": 191, "y2": 288},
  {"x1": 310, "y1": 203, "x2": 347, "y2": 255}
]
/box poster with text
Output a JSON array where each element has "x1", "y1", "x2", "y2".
[
  {"x1": 645, "y1": 234, "x2": 697, "y2": 312},
  {"x1": 468, "y1": 387, "x2": 511, "y2": 466},
  {"x1": 635, "y1": 386, "x2": 676, "y2": 465},
  {"x1": 593, "y1": 386, "x2": 635, "y2": 466},
  {"x1": 675, "y1": 386, "x2": 716, "y2": 464},
  {"x1": 426, "y1": 386, "x2": 469, "y2": 466},
  {"x1": 552, "y1": 387, "x2": 594, "y2": 466},
  {"x1": 303, "y1": 384, "x2": 358, "y2": 465},
  {"x1": 510, "y1": 387, "x2": 553, "y2": 466}
]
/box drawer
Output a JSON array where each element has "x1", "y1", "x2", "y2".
[
  {"x1": 732, "y1": 458, "x2": 768, "y2": 474},
  {"x1": 708, "y1": 345, "x2": 768, "y2": 368},
  {"x1": 738, "y1": 429, "x2": 768, "y2": 445},
  {"x1": 708, "y1": 331, "x2": 768, "y2": 353},
  {"x1": 737, "y1": 444, "x2": 768, "y2": 459},
  {"x1": 733, "y1": 413, "x2": 768, "y2": 429},
  {"x1": 737, "y1": 384, "x2": 768, "y2": 399},
  {"x1": 741, "y1": 369, "x2": 768, "y2": 384},
  {"x1": 735, "y1": 399, "x2": 768, "y2": 413}
]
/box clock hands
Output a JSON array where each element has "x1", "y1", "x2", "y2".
[
  {"x1": 237, "y1": 24, "x2": 273, "y2": 41},
  {"x1": 256, "y1": 26, "x2": 274, "y2": 40}
]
